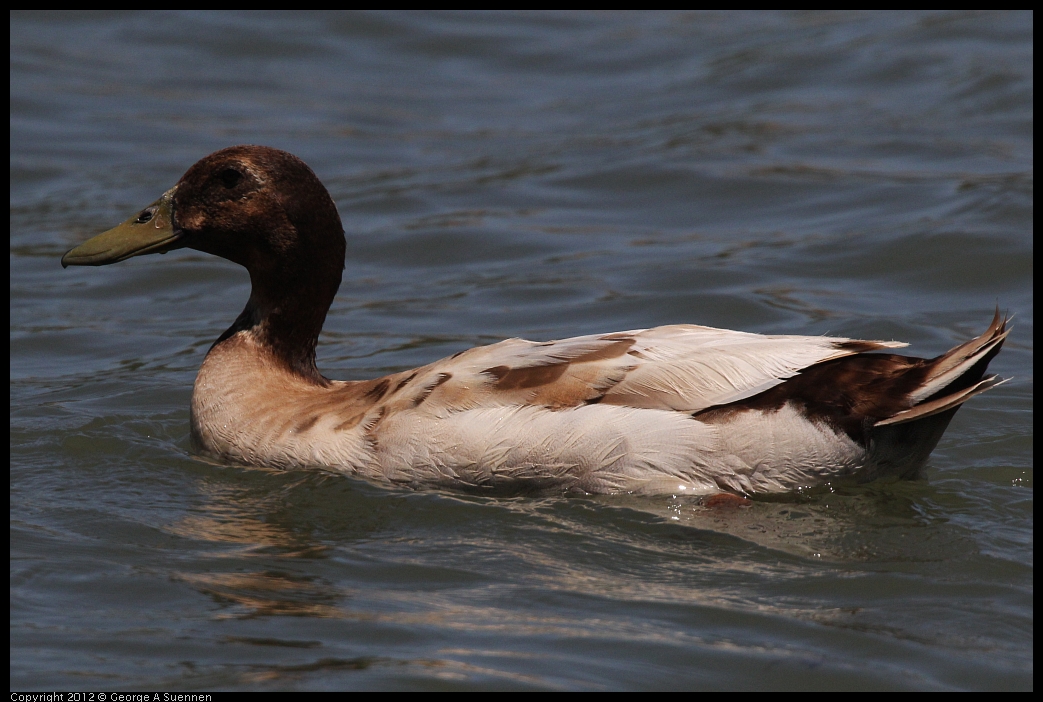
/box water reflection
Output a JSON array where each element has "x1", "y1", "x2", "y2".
[{"x1": 162, "y1": 462, "x2": 974, "y2": 649}]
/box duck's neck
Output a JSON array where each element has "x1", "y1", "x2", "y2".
[{"x1": 215, "y1": 265, "x2": 343, "y2": 386}]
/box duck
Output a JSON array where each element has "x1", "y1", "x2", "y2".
[{"x1": 61, "y1": 145, "x2": 1009, "y2": 496}]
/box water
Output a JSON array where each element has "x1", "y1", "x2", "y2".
[{"x1": 10, "y1": 11, "x2": 1032, "y2": 690}]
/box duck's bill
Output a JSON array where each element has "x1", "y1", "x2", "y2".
[{"x1": 61, "y1": 187, "x2": 185, "y2": 267}]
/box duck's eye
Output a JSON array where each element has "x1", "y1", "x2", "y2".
[
  {"x1": 135, "y1": 207, "x2": 156, "y2": 224},
  {"x1": 217, "y1": 168, "x2": 243, "y2": 189}
]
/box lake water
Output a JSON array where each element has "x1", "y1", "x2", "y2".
[{"x1": 10, "y1": 11, "x2": 1032, "y2": 690}]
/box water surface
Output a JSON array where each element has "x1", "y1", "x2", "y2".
[{"x1": 10, "y1": 11, "x2": 1032, "y2": 690}]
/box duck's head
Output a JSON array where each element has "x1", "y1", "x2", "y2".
[
  {"x1": 61, "y1": 145, "x2": 345, "y2": 277},
  {"x1": 63, "y1": 145, "x2": 347, "y2": 382}
]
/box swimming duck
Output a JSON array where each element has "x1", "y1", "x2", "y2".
[{"x1": 62, "y1": 145, "x2": 1009, "y2": 495}]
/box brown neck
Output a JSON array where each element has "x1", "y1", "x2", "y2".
[{"x1": 214, "y1": 263, "x2": 343, "y2": 386}]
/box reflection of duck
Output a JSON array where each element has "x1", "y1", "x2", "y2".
[{"x1": 62, "y1": 145, "x2": 1009, "y2": 495}]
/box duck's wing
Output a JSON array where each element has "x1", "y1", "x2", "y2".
[{"x1": 377, "y1": 324, "x2": 908, "y2": 416}]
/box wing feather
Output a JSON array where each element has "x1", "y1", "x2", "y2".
[{"x1": 380, "y1": 324, "x2": 907, "y2": 415}]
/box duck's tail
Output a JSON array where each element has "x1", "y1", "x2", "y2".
[{"x1": 875, "y1": 309, "x2": 1010, "y2": 427}]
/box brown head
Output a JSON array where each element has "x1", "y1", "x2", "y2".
[{"x1": 63, "y1": 145, "x2": 347, "y2": 383}]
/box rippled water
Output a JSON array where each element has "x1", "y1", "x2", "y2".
[{"x1": 11, "y1": 11, "x2": 1032, "y2": 690}]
